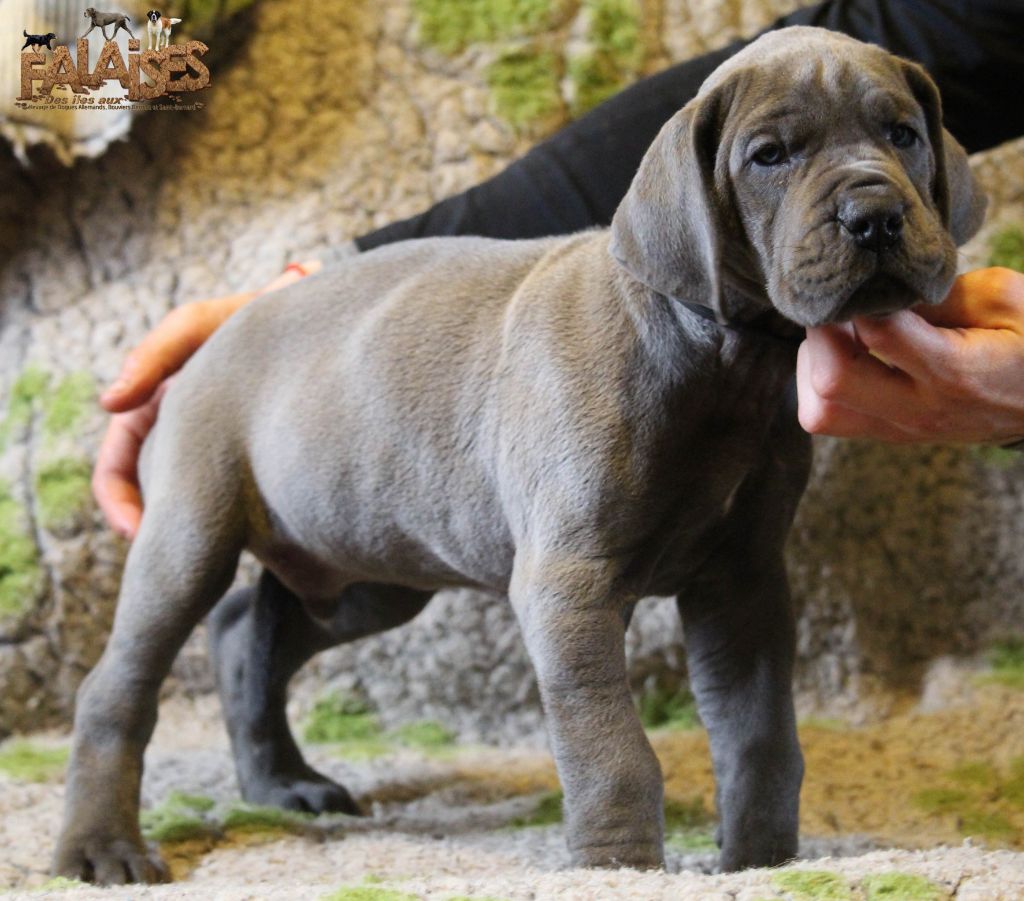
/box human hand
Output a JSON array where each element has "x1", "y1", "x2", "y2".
[
  {"x1": 93, "y1": 260, "x2": 322, "y2": 538},
  {"x1": 797, "y1": 267, "x2": 1024, "y2": 445}
]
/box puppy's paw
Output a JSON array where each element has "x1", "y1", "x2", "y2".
[
  {"x1": 53, "y1": 835, "x2": 169, "y2": 885},
  {"x1": 570, "y1": 842, "x2": 665, "y2": 870},
  {"x1": 718, "y1": 837, "x2": 798, "y2": 872},
  {"x1": 245, "y1": 775, "x2": 362, "y2": 816}
]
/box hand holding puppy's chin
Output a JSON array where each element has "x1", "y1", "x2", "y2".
[{"x1": 799, "y1": 271, "x2": 1024, "y2": 445}]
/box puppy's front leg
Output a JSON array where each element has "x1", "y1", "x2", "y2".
[
  {"x1": 511, "y1": 554, "x2": 664, "y2": 869},
  {"x1": 678, "y1": 552, "x2": 803, "y2": 872}
]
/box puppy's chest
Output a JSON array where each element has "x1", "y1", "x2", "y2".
[
  {"x1": 618, "y1": 369, "x2": 799, "y2": 596},
  {"x1": 630, "y1": 441, "x2": 764, "y2": 589}
]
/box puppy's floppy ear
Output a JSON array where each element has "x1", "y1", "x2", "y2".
[
  {"x1": 900, "y1": 60, "x2": 987, "y2": 245},
  {"x1": 609, "y1": 86, "x2": 731, "y2": 319}
]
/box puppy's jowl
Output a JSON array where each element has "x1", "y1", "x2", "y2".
[{"x1": 55, "y1": 27, "x2": 985, "y2": 883}]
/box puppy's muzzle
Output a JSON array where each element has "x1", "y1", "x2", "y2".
[{"x1": 837, "y1": 186, "x2": 906, "y2": 253}]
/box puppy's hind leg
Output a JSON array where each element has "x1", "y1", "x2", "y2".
[
  {"x1": 54, "y1": 480, "x2": 246, "y2": 884},
  {"x1": 209, "y1": 574, "x2": 433, "y2": 814}
]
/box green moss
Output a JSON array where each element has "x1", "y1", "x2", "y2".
[
  {"x1": 140, "y1": 809, "x2": 210, "y2": 843},
  {"x1": 569, "y1": 0, "x2": 643, "y2": 116},
  {"x1": 142, "y1": 792, "x2": 316, "y2": 844},
  {"x1": 509, "y1": 790, "x2": 564, "y2": 827},
  {"x1": 913, "y1": 757, "x2": 1024, "y2": 843},
  {"x1": 1003, "y1": 758, "x2": 1024, "y2": 807},
  {"x1": 979, "y1": 638, "x2": 1024, "y2": 689},
  {"x1": 663, "y1": 796, "x2": 715, "y2": 851},
  {"x1": 800, "y1": 717, "x2": 847, "y2": 731},
  {"x1": 0, "y1": 740, "x2": 67, "y2": 782},
  {"x1": 862, "y1": 872, "x2": 948, "y2": 901},
  {"x1": 663, "y1": 796, "x2": 711, "y2": 831},
  {"x1": 167, "y1": 790, "x2": 216, "y2": 812},
  {"x1": 960, "y1": 808, "x2": 1015, "y2": 841},
  {"x1": 413, "y1": 0, "x2": 559, "y2": 55},
  {"x1": 321, "y1": 887, "x2": 420, "y2": 901},
  {"x1": 989, "y1": 225, "x2": 1024, "y2": 272},
  {"x1": 486, "y1": 48, "x2": 563, "y2": 132},
  {"x1": 141, "y1": 791, "x2": 219, "y2": 843},
  {"x1": 665, "y1": 828, "x2": 717, "y2": 851},
  {"x1": 638, "y1": 685, "x2": 700, "y2": 731},
  {"x1": 41, "y1": 373, "x2": 96, "y2": 439},
  {"x1": 221, "y1": 802, "x2": 313, "y2": 835},
  {"x1": 181, "y1": 0, "x2": 259, "y2": 36},
  {"x1": 912, "y1": 787, "x2": 969, "y2": 814},
  {"x1": 307, "y1": 707, "x2": 458, "y2": 757},
  {"x1": 507, "y1": 791, "x2": 710, "y2": 836},
  {"x1": 948, "y1": 761, "x2": 997, "y2": 788},
  {"x1": 568, "y1": 52, "x2": 617, "y2": 113},
  {"x1": 36, "y1": 877, "x2": 88, "y2": 891},
  {"x1": 388, "y1": 720, "x2": 456, "y2": 750},
  {"x1": 0, "y1": 367, "x2": 51, "y2": 448},
  {"x1": 33, "y1": 457, "x2": 92, "y2": 532},
  {"x1": 772, "y1": 870, "x2": 853, "y2": 900},
  {"x1": 333, "y1": 738, "x2": 393, "y2": 760},
  {"x1": 304, "y1": 693, "x2": 380, "y2": 744},
  {"x1": 0, "y1": 481, "x2": 44, "y2": 621},
  {"x1": 971, "y1": 445, "x2": 1021, "y2": 470},
  {"x1": 221, "y1": 0, "x2": 259, "y2": 16}
]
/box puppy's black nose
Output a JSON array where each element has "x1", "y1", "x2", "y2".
[{"x1": 838, "y1": 196, "x2": 904, "y2": 252}]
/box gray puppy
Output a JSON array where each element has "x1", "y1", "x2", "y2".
[{"x1": 54, "y1": 27, "x2": 985, "y2": 884}]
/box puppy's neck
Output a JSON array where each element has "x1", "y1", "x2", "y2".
[{"x1": 671, "y1": 290, "x2": 804, "y2": 348}]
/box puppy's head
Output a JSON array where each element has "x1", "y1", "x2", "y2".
[
  {"x1": 148, "y1": 10, "x2": 161, "y2": 22},
  {"x1": 610, "y1": 27, "x2": 987, "y2": 327},
  {"x1": 84, "y1": 8, "x2": 95, "y2": 19}
]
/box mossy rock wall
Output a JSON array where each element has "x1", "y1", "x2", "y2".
[{"x1": 0, "y1": 0, "x2": 1023, "y2": 737}]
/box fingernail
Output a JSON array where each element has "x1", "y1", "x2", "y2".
[{"x1": 104, "y1": 378, "x2": 129, "y2": 397}]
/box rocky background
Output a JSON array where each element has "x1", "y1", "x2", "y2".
[{"x1": 0, "y1": 0, "x2": 1023, "y2": 744}]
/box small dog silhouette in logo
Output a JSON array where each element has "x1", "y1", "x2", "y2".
[
  {"x1": 81, "y1": 8, "x2": 135, "y2": 41},
  {"x1": 21, "y1": 30, "x2": 57, "y2": 52},
  {"x1": 146, "y1": 10, "x2": 182, "y2": 50}
]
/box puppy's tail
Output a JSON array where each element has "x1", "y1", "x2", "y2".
[
  {"x1": 23, "y1": 29, "x2": 28, "y2": 36},
  {"x1": 169, "y1": 18, "x2": 182, "y2": 24}
]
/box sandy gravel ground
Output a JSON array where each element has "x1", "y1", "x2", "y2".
[{"x1": 4, "y1": 681, "x2": 1024, "y2": 899}]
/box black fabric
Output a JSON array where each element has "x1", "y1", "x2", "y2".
[{"x1": 355, "y1": 0, "x2": 1024, "y2": 251}]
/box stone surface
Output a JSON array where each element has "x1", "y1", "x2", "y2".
[{"x1": 0, "y1": 0, "x2": 1022, "y2": 741}]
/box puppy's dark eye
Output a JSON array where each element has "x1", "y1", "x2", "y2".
[
  {"x1": 889, "y1": 124, "x2": 919, "y2": 148},
  {"x1": 751, "y1": 143, "x2": 787, "y2": 166}
]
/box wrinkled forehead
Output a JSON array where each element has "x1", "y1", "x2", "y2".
[{"x1": 700, "y1": 27, "x2": 921, "y2": 125}]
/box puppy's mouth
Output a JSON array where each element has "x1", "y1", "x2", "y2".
[
  {"x1": 833, "y1": 271, "x2": 917, "y2": 322},
  {"x1": 778, "y1": 238, "x2": 954, "y2": 328}
]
